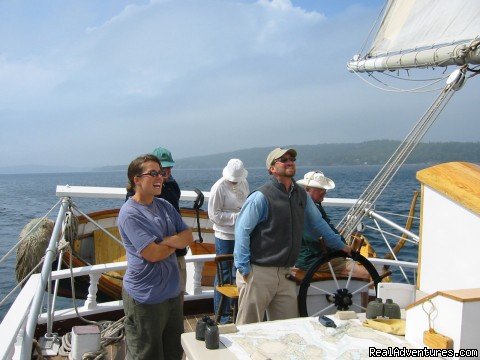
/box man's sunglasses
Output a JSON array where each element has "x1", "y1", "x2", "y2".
[
  {"x1": 275, "y1": 156, "x2": 296, "y2": 164},
  {"x1": 136, "y1": 170, "x2": 166, "y2": 178}
]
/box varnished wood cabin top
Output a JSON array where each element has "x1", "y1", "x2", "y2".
[
  {"x1": 416, "y1": 162, "x2": 480, "y2": 215},
  {"x1": 406, "y1": 288, "x2": 480, "y2": 310}
]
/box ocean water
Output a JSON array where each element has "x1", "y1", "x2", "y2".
[{"x1": 0, "y1": 164, "x2": 423, "y2": 321}]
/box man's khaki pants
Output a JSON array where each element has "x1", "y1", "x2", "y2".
[{"x1": 236, "y1": 264, "x2": 299, "y2": 325}]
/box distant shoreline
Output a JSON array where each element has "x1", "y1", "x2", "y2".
[
  {"x1": 2, "y1": 140, "x2": 479, "y2": 174},
  {"x1": 0, "y1": 163, "x2": 472, "y2": 176}
]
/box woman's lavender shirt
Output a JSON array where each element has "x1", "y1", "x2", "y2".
[{"x1": 118, "y1": 197, "x2": 188, "y2": 304}]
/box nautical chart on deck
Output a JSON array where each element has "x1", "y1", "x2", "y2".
[{"x1": 220, "y1": 317, "x2": 420, "y2": 360}]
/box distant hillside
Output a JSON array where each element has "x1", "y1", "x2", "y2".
[
  {"x1": 94, "y1": 140, "x2": 480, "y2": 171},
  {"x1": 173, "y1": 140, "x2": 480, "y2": 169}
]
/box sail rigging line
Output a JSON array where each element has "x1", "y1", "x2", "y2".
[
  {"x1": 351, "y1": 68, "x2": 448, "y2": 93},
  {"x1": 338, "y1": 76, "x2": 459, "y2": 241},
  {"x1": 47, "y1": 211, "x2": 76, "y2": 337},
  {"x1": 466, "y1": 57, "x2": 480, "y2": 74},
  {"x1": 22, "y1": 198, "x2": 71, "y2": 359},
  {"x1": 379, "y1": 72, "x2": 446, "y2": 82},
  {"x1": 71, "y1": 203, "x2": 124, "y2": 246},
  {"x1": 337, "y1": 68, "x2": 466, "y2": 244},
  {"x1": 368, "y1": 73, "x2": 447, "y2": 92},
  {"x1": 0, "y1": 237, "x2": 70, "y2": 308},
  {"x1": 0, "y1": 199, "x2": 61, "y2": 267},
  {"x1": 363, "y1": 225, "x2": 418, "y2": 246},
  {"x1": 371, "y1": 218, "x2": 410, "y2": 284},
  {"x1": 374, "y1": 209, "x2": 420, "y2": 221},
  {"x1": 466, "y1": 66, "x2": 480, "y2": 79},
  {"x1": 358, "y1": 0, "x2": 388, "y2": 57},
  {"x1": 340, "y1": 86, "x2": 456, "y2": 239},
  {"x1": 0, "y1": 258, "x2": 44, "y2": 308}
]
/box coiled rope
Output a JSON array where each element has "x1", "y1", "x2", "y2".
[
  {"x1": 58, "y1": 317, "x2": 125, "y2": 359},
  {"x1": 56, "y1": 242, "x2": 125, "y2": 359}
]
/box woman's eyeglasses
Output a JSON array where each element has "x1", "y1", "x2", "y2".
[
  {"x1": 136, "y1": 170, "x2": 166, "y2": 178},
  {"x1": 275, "y1": 156, "x2": 296, "y2": 164}
]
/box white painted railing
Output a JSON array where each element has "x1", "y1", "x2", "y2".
[
  {"x1": 55, "y1": 184, "x2": 359, "y2": 208},
  {"x1": 0, "y1": 254, "x2": 215, "y2": 360},
  {"x1": 0, "y1": 254, "x2": 418, "y2": 359},
  {"x1": 0, "y1": 274, "x2": 39, "y2": 360}
]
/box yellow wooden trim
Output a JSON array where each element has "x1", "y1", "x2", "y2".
[
  {"x1": 216, "y1": 285, "x2": 239, "y2": 298},
  {"x1": 180, "y1": 208, "x2": 210, "y2": 219},
  {"x1": 440, "y1": 288, "x2": 480, "y2": 303},
  {"x1": 406, "y1": 288, "x2": 480, "y2": 310},
  {"x1": 78, "y1": 208, "x2": 120, "y2": 224},
  {"x1": 189, "y1": 242, "x2": 216, "y2": 287},
  {"x1": 416, "y1": 162, "x2": 480, "y2": 215},
  {"x1": 77, "y1": 207, "x2": 210, "y2": 224},
  {"x1": 93, "y1": 227, "x2": 126, "y2": 285},
  {"x1": 192, "y1": 227, "x2": 214, "y2": 234}
]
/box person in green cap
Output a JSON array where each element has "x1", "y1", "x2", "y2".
[{"x1": 126, "y1": 147, "x2": 188, "y2": 302}]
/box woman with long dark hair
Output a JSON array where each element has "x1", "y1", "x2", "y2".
[{"x1": 118, "y1": 154, "x2": 193, "y2": 359}]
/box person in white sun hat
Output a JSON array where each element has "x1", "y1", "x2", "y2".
[
  {"x1": 295, "y1": 170, "x2": 369, "y2": 278},
  {"x1": 208, "y1": 158, "x2": 249, "y2": 324},
  {"x1": 296, "y1": 171, "x2": 337, "y2": 234}
]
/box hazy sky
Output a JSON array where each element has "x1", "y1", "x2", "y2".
[{"x1": 1, "y1": 0, "x2": 478, "y2": 168}]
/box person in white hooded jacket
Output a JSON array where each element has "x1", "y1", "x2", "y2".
[{"x1": 208, "y1": 158, "x2": 249, "y2": 324}]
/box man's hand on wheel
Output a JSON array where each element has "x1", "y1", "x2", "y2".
[{"x1": 341, "y1": 245, "x2": 352, "y2": 257}]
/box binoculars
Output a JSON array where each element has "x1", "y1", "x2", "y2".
[
  {"x1": 366, "y1": 298, "x2": 401, "y2": 319},
  {"x1": 195, "y1": 315, "x2": 219, "y2": 349}
]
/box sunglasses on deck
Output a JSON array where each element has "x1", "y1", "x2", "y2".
[
  {"x1": 275, "y1": 156, "x2": 296, "y2": 164},
  {"x1": 136, "y1": 170, "x2": 166, "y2": 178}
]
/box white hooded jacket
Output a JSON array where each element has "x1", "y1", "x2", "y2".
[{"x1": 208, "y1": 177, "x2": 249, "y2": 240}]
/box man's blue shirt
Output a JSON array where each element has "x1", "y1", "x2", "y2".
[{"x1": 234, "y1": 189, "x2": 345, "y2": 276}]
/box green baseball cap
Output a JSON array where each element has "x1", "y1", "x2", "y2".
[{"x1": 151, "y1": 147, "x2": 175, "y2": 168}]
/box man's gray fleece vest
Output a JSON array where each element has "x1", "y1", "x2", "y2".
[{"x1": 250, "y1": 178, "x2": 307, "y2": 267}]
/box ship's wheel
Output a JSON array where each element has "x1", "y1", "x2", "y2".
[{"x1": 297, "y1": 251, "x2": 388, "y2": 317}]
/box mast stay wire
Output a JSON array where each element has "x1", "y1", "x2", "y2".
[
  {"x1": 339, "y1": 86, "x2": 456, "y2": 240},
  {"x1": 358, "y1": 1, "x2": 388, "y2": 57},
  {"x1": 337, "y1": 68, "x2": 467, "y2": 244}
]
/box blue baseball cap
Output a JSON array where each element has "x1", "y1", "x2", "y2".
[{"x1": 151, "y1": 147, "x2": 175, "y2": 168}]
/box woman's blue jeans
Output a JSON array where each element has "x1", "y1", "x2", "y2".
[{"x1": 214, "y1": 237, "x2": 236, "y2": 324}]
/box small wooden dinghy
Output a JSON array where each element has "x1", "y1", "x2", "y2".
[{"x1": 61, "y1": 207, "x2": 216, "y2": 300}]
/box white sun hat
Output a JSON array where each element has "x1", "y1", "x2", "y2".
[
  {"x1": 296, "y1": 171, "x2": 335, "y2": 190},
  {"x1": 222, "y1": 159, "x2": 248, "y2": 182}
]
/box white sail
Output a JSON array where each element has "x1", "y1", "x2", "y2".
[{"x1": 348, "y1": 0, "x2": 480, "y2": 72}]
